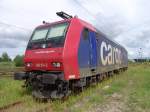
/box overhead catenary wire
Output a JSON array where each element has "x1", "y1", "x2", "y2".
[{"x1": 0, "y1": 21, "x2": 32, "y2": 31}]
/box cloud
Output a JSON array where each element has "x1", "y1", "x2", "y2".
[
  {"x1": 0, "y1": 0, "x2": 150, "y2": 59},
  {"x1": 0, "y1": 26, "x2": 31, "y2": 41},
  {"x1": 0, "y1": 38, "x2": 28, "y2": 48},
  {"x1": 0, "y1": 22, "x2": 31, "y2": 49},
  {"x1": 72, "y1": 0, "x2": 150, "y2": 59},
  {"x1": 115, "y1": 23, "x2": 150, "y2": 58}
]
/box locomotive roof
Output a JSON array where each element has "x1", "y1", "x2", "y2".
[
  {"x1": 36, "y1": 18, "x2": 71, "y2": 29},
  {"x1": 35, "y1": 17, "x2": 96, "y2": 31}
]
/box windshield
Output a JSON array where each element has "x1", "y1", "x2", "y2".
[
  {"x1": 31, "y1": 29, "x2": 48, "y2": 41},
  {"x1": 47, "y1": 24, "x2": 68, "y2": 39},
  {"x1": 28, "y1": 22, "x2": 69, "y2": 49}
]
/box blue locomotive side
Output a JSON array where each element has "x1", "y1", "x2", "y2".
[
  {"x1": 96, "y1": 31, "x2": 128, "y2": 73},
  {"x1": 78, "y1": 29, "x2": 128, "y2": 77}
]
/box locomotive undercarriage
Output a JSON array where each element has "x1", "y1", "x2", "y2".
[
  {"x1": 15, "y1": 72, "x2": 71, "y2": 99},
  {"x1": 14, "y1": 67, "x2": 128, "y2": 100}
]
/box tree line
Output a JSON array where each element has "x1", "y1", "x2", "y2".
[{"x1": 0, "y1": 52, "x2": 24, "y2": 67}]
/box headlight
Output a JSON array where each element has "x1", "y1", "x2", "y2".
[
  {"x1": 26, "y1": 62, "x2": 32, "y2": 67},
  {"x1": 52, "y1": 62, "x2": 61, "y2": 67}
]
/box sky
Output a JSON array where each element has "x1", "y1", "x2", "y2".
[{"x1": 0, "y1": 0, "x2": 150, "y2": 59}]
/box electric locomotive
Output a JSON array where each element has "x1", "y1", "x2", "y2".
[{"x1": 14, "y1": 11, "x2": 128, "y2": 99}]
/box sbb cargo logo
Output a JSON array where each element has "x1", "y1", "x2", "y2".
[{"x1": 100, "y1": 41, "x2": 122, "y2": 66}]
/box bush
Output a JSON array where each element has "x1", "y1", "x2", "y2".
[
  {"x1": 1, "y1": 52, "x2": 11, "y2": 62},
  {"x1": 13, "y1": 55, "x2": 24, "y2": 67}
]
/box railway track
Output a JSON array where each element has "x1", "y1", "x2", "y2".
[
  {"x1": 0, "y1": 74, "x2": 13, "y2": 78},
  {"x1": 0, "y1": 101, "x2": 23, "y2": 112},
  {"x1": 0, "y1": 68, "x2": 24, "y2": 78},
  {"x1": 0, "y1": 74, "x2": 13, "y2": 79},
  {"x1": 0, "y1": 101, "x2": 52, "y2": 112}
]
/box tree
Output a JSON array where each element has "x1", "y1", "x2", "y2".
[
  {"x1": 1, "y1": 52, "x2": 11, "y2": 62},
  {"x1": 13, "y1": 55, "x2": 24, "y2": 67},
  {"x1": 0, "y1": 57, "x2": 2, "y2": 62}
]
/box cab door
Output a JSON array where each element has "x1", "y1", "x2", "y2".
[
  {"x1": 78, "y1": 28, "x2": 97, "y2": 76},
  {"x1": 89, "y1": 31, "x2": 97, "y2": 69}
]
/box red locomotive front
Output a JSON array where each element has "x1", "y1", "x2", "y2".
[{"x1": 24, "y1": 22, "x2": 69, "y2": 72}]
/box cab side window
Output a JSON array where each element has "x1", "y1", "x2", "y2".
[
  {"x1": 83, "y1": 28, "x2": 89, "y2": 40},
  {"x1": 96, "y1": 33, "x2": 99, "y2": 42}
]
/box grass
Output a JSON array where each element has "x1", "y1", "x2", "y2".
[
  {"x1": 0, "y1": 62, "x2": 15, "y2": 70},
  {"x1": 0, "y1": 62, "x2": 24, "y2": 75},
  {"x1": 0, "y1": 78, "x2": 23, "y2": 107},
  {"x1": 126, "y1": 63, "x2": 150, "y2": 112},
  {"x1": 0, "y1": 78, "x2": 51, "y2": 111},
  {"x1": 0, "y1": 63, "x2": 150, "y2": 112},
  {"x1": 50, "y1": 75, "x2": 127, "y2": 112}
]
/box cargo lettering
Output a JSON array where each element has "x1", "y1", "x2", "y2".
[{"x1": 101, "y1": 41, "x2": 122, "y2": 66}]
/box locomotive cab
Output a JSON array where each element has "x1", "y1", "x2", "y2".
[{"x1": 24, "y1": 22, "x2": 69, "y2": 72}]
